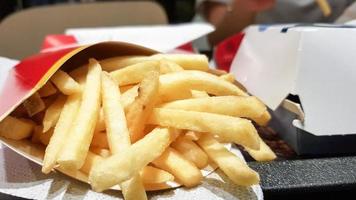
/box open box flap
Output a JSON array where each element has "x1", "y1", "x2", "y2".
[
  {"x1": 294, "y1": 28, "x2": 356, "y2": 135},
  {"x1": 231, "y1": 25, "x2": 356, "y2": 136},
  {"x1": 230, "y1": 25, "x2": 301, "y2": 110}
]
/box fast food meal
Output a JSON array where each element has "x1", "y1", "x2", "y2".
[{"x1": 0, "y1": 52, "x2": 276, "y2": 200}]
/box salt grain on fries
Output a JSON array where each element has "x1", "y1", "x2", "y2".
[{"x1": 0, "y1": 52, "x2": 276, "y2": 200}]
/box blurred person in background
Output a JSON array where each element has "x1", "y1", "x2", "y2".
[{"x1": 197, "y1": 0, "x2": 356, "y2": 47}]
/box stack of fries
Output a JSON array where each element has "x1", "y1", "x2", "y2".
[{"x1": 0, "y1": 53, "x2": 276, "y2": 200}]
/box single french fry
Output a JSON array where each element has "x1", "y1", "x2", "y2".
[
  {"x1": 152, "y1": 147, "x2": 202, "y2": 187},
  {"x1": 183, "y1": 131, "x2": 202, "y2": 141},
  {"x1": 57, "y1": 59, "x2": 102, "y2": 170},
  {"x1": 121, "y1": 174, "x2": 147, "y2": 200},
  {"x1": 0, "y1": 116, "x2": 35, "y2": 140},
  {"x1": 91, "y1": 131, "x2": 109, "y2": 149},
  {"x1": 120, "y1": 84, "x2": 135, "y2": 93},
  {"x1": 191, "y1": 90, "x2": 209, "y2": 98},
  {"x1": 69, "y1": 65, "x2": 87, "y2": 85},
  {"x1": 159, "y1": 70, "x2": 247, "y2": 101},
  {"x1": 148, "y1": 108, "x2": 260, "y2": 150},
  {"x1": 197, "y1": 134, "x2": 260, "y2": 186},
  {"x1": 160, "y1": 96, "x2": 269, "y2": 126},
  {"x1": 102, "y1": 71, "x2": 147, "y2": 200},
  {"x1": 245, "y1": 136, "x2": 277, "y2": 162},
  {"x1": 315, "y1": 0, "x2": 331, "y2": 16},
  {"x1": 120, "y1": 85, "x2": 139, "y2": 111},
  {"x1": 39, "y1": 128, "x2": 54, "y2": 146},
  {"x1": 42, "y1": 94, "x2": 81, "y2": 174},
  {"x1": 90, "y1": 147, "x2": 111, "y2": 158},
  {"x1": 127, "y1": 71, "x2": 160, "y2": 143},
  {"x1": 89, "y1": 128, "x2": 173, "y2": 192},
  {"x1": 101, "y1": 72, "x2": 131, "y2": 153},
  {"x1": 141, "y1": 166, "x2": 174, "y2": 184},
  {"x1": 110, "y1": 61, "x2": 160, "y2": 86},
  {"x1": 159, "y1": 59, "x2": 184, "y2": 74},
  {"x1": 100, "y1": 56, "x2": 150, "y2": 71},
  {"x1": 23, "y1": 92, "x2": 46, "y2": 116},
  {"x1": 42, "y1": 95, "x2": 66, "y2": 132},
  {"x1": 254, "y1": 111, "x2": 271, "y2": 127},
  {"x1": 50, "y1": 70, "x2": 82, "y2": 95},
  {"x1": 31, "y1": 125, "x2": 42, "y2": 143},
  {"x1": 80, "y1": 151, "x2": 103, "y2": 175},
  {"x1": 171, "y1": 136, "x2": 208, "y2": 169},
  {"x1": 94, "y1": 109, "x2": 106, "y2": 133},
  {"x1": 219, "y1": 73, "x2": 235, "y2": 83},
  {"x1": 38, "y1": 82, "x2": 57, "y2": 97},
  {"x1": 151, "y1": 54, "x2": 209, "y2": 71}
]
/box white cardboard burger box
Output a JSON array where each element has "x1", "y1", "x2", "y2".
[{"x1": 230, "y1": 24, "x2": 356, "y2": 155}]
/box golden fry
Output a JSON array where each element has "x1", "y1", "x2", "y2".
[
  {"x1": 171, "y1": 136, "x2": 208, "y2": 169},
  {"x1": 42, "y1": 94, "x2": 81, "y2": 174},
  {"x1": 245, "y1": 136, "x2": 277, "y2": 161},
  {"x1": 148, "y1": 108, "x2": 260, "y2": 149},
  {"x1": 100, "y1": 56, "x2": 150, "y2": 71},
  {"x1": 159, "y1": 70, "x2": 247, "y2": 102},
  {"x1": 42, "y1": 95, "x2": 66, "y2": 132},
  {"x1": 57, "y1": 59, "x2": 102, "y2": 170},
  {"x1": 160, "y1": 96, "x2": 270, "y2": 126},
  {"x1": 127, "y1": 71, "x2": 160, "y2": 142},
  {"x1": 120, "y1": 85, "x2": 139, "y2": 111},
  {"x1": 51, "y1": 70, "x2": 82, "y2": 95},
  {"x1": 152, "y1": 147, "x2": 202, "y2": 187},
  {"x1": 151, "y1": 54, "x2": 209, "y2": 71},
  {"x1": 197, "y1": 134, "x2": 260, "y2": 186},
  {"x1": 0, "y1": 116, "x2": 35, "y2": 140},
  {"x1": 110, "y1": 61, "x2": 159, "y2": 86},
  {"x1": 183, "y1": 131, "x2": 202, "y2": 141},
  {"x1": 23, "y1": 92, "x2": 45, "y2": 116},
  {"x1": 141, "y1": 166, "x2": 174, "y2": 184},
  {"x1": 89, "y1": 128, "x2": 173, "y2": 192},
  {"x1": 159, "y1": 59, "x2": 184, "y2": 74},
  {"x1": 38, "y1": 82, "x2": 57, "y2": 97}
]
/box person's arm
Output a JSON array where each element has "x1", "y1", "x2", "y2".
[{"x1": 206, "y1": 0, "x2": 275, "y2": 46}]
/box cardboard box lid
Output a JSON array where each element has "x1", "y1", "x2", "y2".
[{"x1": 231, "y1": 24, "x2": 356, "y2": 136}]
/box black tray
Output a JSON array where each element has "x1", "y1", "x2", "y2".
[{"x1": 249, "y1": 156, "x2": 356, "y2": 199}]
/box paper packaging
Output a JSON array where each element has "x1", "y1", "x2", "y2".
[{"x1": 231, "y1": 24, "x2": 356, "y2": 155}]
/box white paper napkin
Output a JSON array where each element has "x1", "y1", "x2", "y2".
[{"x1": 65, "y1": 23, "x2": 215, "y2": 52}]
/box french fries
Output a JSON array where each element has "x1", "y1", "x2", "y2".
[
  {"x1": 219, "y1": 73, "x2": 235, "y2": 83},
  {"x1": 159, "y1": 70, "x2": 248, "y2": 101},
  {"x1": 110, "y1": 61, "x2": 159, "y2": 86},
  {"x1": 160, "y1": 96, "x2": 270, "y2": 126},
  {"x1": 245, "y1": 136, "x2": 277, "y2": 161},
  {"x1": 126, "y1": 71, "x2": 160, "y2": 142},
  {"x1": 120, "y1": 85, "x2": 139, "y2": 111},
  {"x1": 2, "y1": 51, "x2": 275, "y2": 198},
  {"x1": 22, "y1": 92, "x2": 45, "y2": 116},
  {"x1": 141, "y1": 166, "x2": 174, "y2": 184},
  {"x1": 89, "y1": 128, "x2": 173, "y2": 192},
  {"x1": 151, "y1": 54, "x2": 209, "y2": 71},
  {"x1": 100, "y1": 56, "x2": 150, "y2": 71},
  {"x1": 148, "y1": 108, "x2": 260, "y2": 150},
  {"x1": 50, "y1": 70, "x2": 82, "y2": 95},
  {"x1": 57, "y1": 59, "x2": 102, "y2": 170},
  {"x1": 0, "y1": 116, "x2": 34, "y2": 140},
  {"x1": 91, "y1": 131, "x2": 109, "y2": 149},
  {"x1": 42, "y1": 94, "x2": 81, "y2": 173},
  {"x1": 197, "y1": 134, "x2": 260, "y2": 186},
  {"x1": 38, "y1": 82, "x2": 57, "y2": 97},
  {"x1": 171, "y1": 136, "x2": 208, "y2": 169},
  {"x1": 42, "y1": 95, "x2": 66, "y2": 132},
  {"x1": 152, "y1": 147, "x2": 202, "y2": 187},
  {"x1": 159, "y1": 59, "x2": 184, "y2": 73}
]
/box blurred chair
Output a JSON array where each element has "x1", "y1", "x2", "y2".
[{"x1": 0, "y1": 1, "x2": 168, "y2": 59}]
